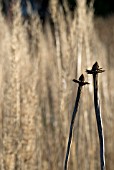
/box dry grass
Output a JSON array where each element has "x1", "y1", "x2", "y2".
[{"x1": 0, "y1": 0, "x2": 113, "y2": 170}]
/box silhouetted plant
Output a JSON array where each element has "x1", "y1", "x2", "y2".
[
  {"x1": 64, "y1": 74, "x2": 89, "y2": 170},
  {"x1": 86, "y1": 61, "x2": 105, "y2": 170}
]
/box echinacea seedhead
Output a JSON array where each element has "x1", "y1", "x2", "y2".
[
  {"x1": 86, "y1": 61, "x2": 105, "y2": 74},
  {"x1": 79, "y1": 74, "x2": 84, "y2": 82},
  {"x1": 92, "y1": 61, "x2": 99, "y2": 71},
  {"x1": 73, "y1": 74, "x2": 89, "y2": 86}
]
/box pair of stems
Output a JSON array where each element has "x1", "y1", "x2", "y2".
[{"x1": 64, "y1": 62, "x2": 105, "y2": 170}]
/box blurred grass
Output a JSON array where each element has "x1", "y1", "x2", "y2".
[{"x1": 0, "y1": 0, "x2": 113, "y2": 170}]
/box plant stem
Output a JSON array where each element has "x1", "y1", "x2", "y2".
[
  {"x1": 86, "y1": 62, "x2": 105, "y2": 170},
  {"x1": 64, "y1": 74, "x2": 89, "y2": 170}
]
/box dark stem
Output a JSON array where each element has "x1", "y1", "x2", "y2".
[
  {"x1": 93, "y1": 73, "x2": 105, "y2": 170},
  {"x1": 64, "y1": 85, "x2": 82, "y2": 170}
]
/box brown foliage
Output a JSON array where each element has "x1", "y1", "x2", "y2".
[{"x1": 0, "y1": 1, "x2": 113, "y2": 170}]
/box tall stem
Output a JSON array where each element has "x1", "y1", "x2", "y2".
[
  {"x1": 64, "y1": 74, "x2": 89, "y2": 170},
  {"x1": 86, "y1": 61, "x2": 105, "y2": 170},
  {"x1": 93, "y1": 73, "x2": 105, "y2": 170},
  {"x1": 64, "y1": 86, "x2": 82, "y2": 170}
]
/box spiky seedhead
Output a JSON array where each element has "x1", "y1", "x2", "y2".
[
  {"x1": 73, "y1": 74, "x2": 89, "y2": 86},
  {"x1": 92, "y1": 61, "x2": 99, "y2": 71},
  {"x1": 86, "y1": 61, "x2": 105, "y2": 75}
]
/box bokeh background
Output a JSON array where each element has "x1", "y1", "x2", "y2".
[{"x1": 0, "y1": 0, "x2": 114, "y2": 170}]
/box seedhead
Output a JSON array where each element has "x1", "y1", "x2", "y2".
[
  {"x1": 73, "y1": 74, "x2": 89, "y2": 86},
  {"x1": 86, "y1": 61, "x2": 105, "y2": 74}
]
